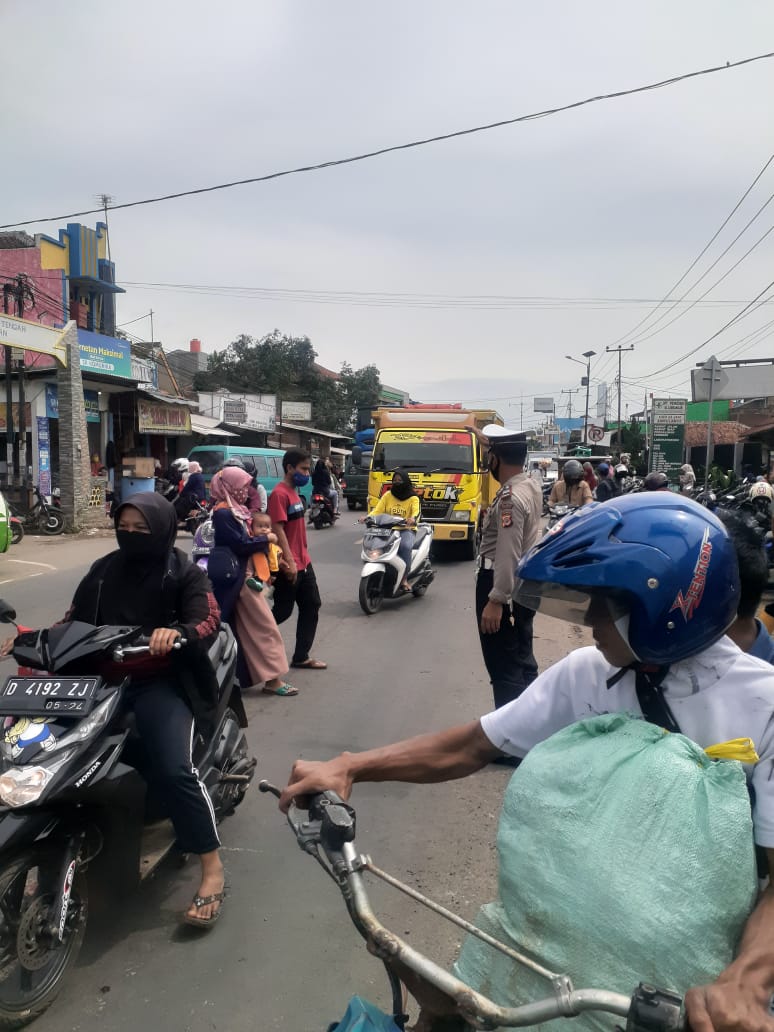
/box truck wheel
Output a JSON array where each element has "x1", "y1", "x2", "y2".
[{"x1": 347, "y1": 499, "x2": 357, "y2": 511}]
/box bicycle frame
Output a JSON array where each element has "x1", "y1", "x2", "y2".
[{"x1": 260, "y1": 783, "x2": 686, "y2": 1032}]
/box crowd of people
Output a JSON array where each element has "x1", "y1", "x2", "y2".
[
  {"x1": 13, "y1": 432, "x2": 774, "y2": 1032},
  {"x1": 280, "y1": 425, "x2": 774, "y2": 1032}
]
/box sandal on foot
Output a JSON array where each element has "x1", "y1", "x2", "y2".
[
  {"x1": 290, "y1": 659, "x2": 327, "y2": 670},
  {"x1": 262, "y1": 682, "x2": 298, "y2": 696},
  {"x1": 183, "y1": 890, "x2": 225, "y2": 929}
]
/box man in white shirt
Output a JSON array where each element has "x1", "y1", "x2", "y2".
[{"x1": 281, "y1": 494, "x2": 774, "y2": 1032}]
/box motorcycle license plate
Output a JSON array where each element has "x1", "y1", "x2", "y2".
[{"x1": 0, "y1": 677, "x2": 100, "y2": 715}]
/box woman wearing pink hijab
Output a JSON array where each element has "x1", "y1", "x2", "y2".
[{"x1": 208, "y1": 468, "x2": 296, "y2": 696}]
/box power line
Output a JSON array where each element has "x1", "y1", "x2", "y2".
[
  {"x1": 637, "y1": 276, "x2": 774, "y2": 379},
  {"x1": 603, "y1": 150, "x2": 774, "y2": 349},
  {"x1": 117, "y1": 279, "x2": 774, "y2": 312},
  {"x1": 3, "y1": 51, "x2": 773, "y2": 230}
]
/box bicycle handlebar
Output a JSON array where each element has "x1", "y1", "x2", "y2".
[{"x1": 259, "y1": 781, "x2": 686, "y2": 1031}]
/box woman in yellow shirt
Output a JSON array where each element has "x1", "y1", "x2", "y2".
[{"x1": 360, "y1": 469, "x2": 420, "y2": 592}]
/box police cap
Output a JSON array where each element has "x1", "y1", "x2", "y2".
[{"x1": 482, "y1": 425, "x2": 528, "y2": 464}]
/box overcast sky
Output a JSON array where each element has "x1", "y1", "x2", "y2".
[{"x1": 4, "y1": 1, "x2": 774, "y2": 429}]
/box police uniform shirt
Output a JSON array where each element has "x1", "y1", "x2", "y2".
[{"x1": 479, "y1": 472, "x2": 543, "y2": 605}]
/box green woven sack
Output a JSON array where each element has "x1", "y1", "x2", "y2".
[{"x1": 455, "y1": 714, "x2": 758, "y2": 1032}]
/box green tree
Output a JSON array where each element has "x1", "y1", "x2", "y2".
[{"x1": 193, "y1": 331, "x2": 380, "y2": 434}]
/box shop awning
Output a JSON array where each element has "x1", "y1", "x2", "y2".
[
  {"x1": 330, "y1": 445, "x2": 352, "y2": 456},
  {"x1": 278, "y1": 420, "x2": 352, "y2": 440},
  {"x1": 190, "y1": 414, "x2": 238, "y2": 438}
]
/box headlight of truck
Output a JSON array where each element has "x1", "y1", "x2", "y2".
[
  {"x1": 451, "y1": 510, "x2": 470, "y2": 522},
  {"x1": 0, "y1": 748, "x2": 76, "y2": 808}
]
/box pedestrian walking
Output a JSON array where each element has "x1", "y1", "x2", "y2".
[
  {"x1": 268, "y1": 449, "x2": 327, "y2": 670},
  {"x1": 476, "y1": 426, "x2": 542, "y2": 709}
]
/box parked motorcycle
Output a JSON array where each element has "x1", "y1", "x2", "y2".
[
  {"x1": 308, "y1": 492, "x2": 337, "y2": 530},
  {"x1": 358, "y1": 515, "x2": 434, "y2": 615},
  {"x1": 0, "y1": 602, "x2": 253, "y2": 1026},
  {"x1": 7, "y1": 487, "x2": 64, "y2": 537},
  {"x1": 9, "y1": 518, "x2": 24, "y2": 546}
]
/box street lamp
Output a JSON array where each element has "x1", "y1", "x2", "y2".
[{"x1": 566, "y1": 351, "x2": 596, "y2": 445}]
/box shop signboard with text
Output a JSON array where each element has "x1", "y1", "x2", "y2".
[
  {"x1": 138, "y1": 400, "x2": 192, "y2": 435},
  {"x1": 37, "y1": 418, "x2": 51, "y2": 496},
  {"x1": 77, "y1": 330, "x2": 133, "y2": 379},
  {"x1": 197, "y1": 391, "x2": 276, "y2": 431},
  {"x1": 650, "y1": 398, "x2": 686, "y2": 486},
  {"x1": 45, "y1": 384, "x2": 100, "y2": 423}
]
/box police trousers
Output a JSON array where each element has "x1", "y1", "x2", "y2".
[{"x1": 475, "y1": 568, "x2": 538, "y2": 709}]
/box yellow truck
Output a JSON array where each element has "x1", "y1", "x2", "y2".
[{"x1": 358, "y1": 406, "x2": 503, "y2": 560}]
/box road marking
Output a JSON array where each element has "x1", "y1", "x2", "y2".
[{"x1": 0, "y1": 558, "x2": 57, "y2": 585}]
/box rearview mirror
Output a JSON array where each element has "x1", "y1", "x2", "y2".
[
  {"x1": 351, "y1": 446, "x2": 363, "y2": 467},
  {"x1": 0, "y1": 600, "x2": 17, "y2": 624}
]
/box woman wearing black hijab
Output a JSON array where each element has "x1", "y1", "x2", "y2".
[
  {"x1": 63, "y1": 493, "x2": 225, "y2": 927},
  {"x1": 359, "y1": 469, "x2": 420, "y2": 591}
]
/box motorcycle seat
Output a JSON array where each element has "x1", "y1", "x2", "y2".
[{"x1": 207, "y1": 626, "x2": 232, "y2": 668}]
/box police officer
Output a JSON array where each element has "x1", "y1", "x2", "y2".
[{"x1": 476, "y1": 425, "x2": 543, "y2": 709}]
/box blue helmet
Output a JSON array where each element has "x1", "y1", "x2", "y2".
[{"x1": 516, "y1": 493, "x2": 740, "y2": 664}]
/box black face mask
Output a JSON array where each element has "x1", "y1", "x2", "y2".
[
  {"x1": 116, "y1": 531, "x2": 168, "y2": 562},
  {"x1": 489, "y1": 454, "x2": 502, "y2": 483},
  {"x1": 391, "y1": 479, "x2": 414, "y2": 501}
]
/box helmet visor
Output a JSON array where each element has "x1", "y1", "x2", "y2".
[{"x1": 515, "y1": 580, "x2": 630, "y2": 627}]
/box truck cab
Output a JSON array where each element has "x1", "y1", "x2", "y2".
[{"x1": 361, "y1": 408, "x2": 502, "y2": 560}]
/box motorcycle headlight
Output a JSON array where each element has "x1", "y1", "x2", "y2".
[
  {"x1": 0, "y1": 748, "x2": 76, "y2": 808},
  {"x1": 51, "y1": 692, "x2": 121, "y2": 751}
]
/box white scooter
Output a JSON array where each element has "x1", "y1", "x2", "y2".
[{"x1": 358, "y1": 514, "x2": 435, "y2": 615}]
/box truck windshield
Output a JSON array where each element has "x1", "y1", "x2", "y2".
[
  {"x1": 189, "y1": 449, "x2": 225, "y2": 474},
  {"x1": 372, "y1": 441, "x2": 473, "y2": 474}
]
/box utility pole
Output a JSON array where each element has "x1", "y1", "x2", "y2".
[
  {"x1": 2, "y1": 285, "x2": 13, "y2": 486},
  {"x1": 560, "y1": 387, "x2": 581, "y2": 418},
  {"x1": 149, "y1": 309, "x2": 154, "y2": 346},
  {"x1": 95, "y1": 193, "x2": 115, "y2": 263},
  {"x1": 698, "y1": 356, "x2": 725, "y2": 492},
  {"x1": 606, "y1": 344, "x2": 635, "y2": 453}
]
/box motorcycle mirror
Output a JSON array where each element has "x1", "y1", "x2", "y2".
[
  {"x1": 351, "y1": 445, "x2": 362, "y2": 468},
  {"x1": 0, "y1": 599, "x2": 17, "y2": 624}
]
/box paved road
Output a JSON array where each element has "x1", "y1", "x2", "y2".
[{"x1": 1, "y1": 524, "x2": 581, "y2": 1032}]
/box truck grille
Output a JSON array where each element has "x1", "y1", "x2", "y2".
[{"x1": 420, "y1": 499, "x2": 452, "y2": 521}]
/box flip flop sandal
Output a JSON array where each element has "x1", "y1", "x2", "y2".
[
  {"x1": 183, "y1": 890, "x2": 226, "y2": 929},
  {"x1": 290, "y1": 659, "x2": 328, "y2": 670},
  {"x1": 262, "y1": 682, "x2": 298, "y2": 696}
]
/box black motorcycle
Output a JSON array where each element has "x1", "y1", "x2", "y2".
[
  {"x1": 0, "y1": 603, "x2": 254, "y2": 1027},
  {"x1": 308, "y1": 491, "x2": 337, "y2": 530},
  {"x1": 7, "y1": 488, "x2": 64, "y2": 537}
]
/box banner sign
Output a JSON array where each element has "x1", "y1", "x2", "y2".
[
  {"x1": 281, "y1": 400, "x2": 312, "y2": 421},
  {"x1": 137, "y1": 399, "x2": 191, "y2": 435},
  {"x1": 37, "y1": 417, "x2": 51, "y2": 496},
  {"x1": 650, "y1": 398, "x2": 686, "y2": 485},
  {"x1": 77, "y1": 330, "x2": 133, "y2": 379},
  {"x1": 533, "y1": 397, "x2": 555, "y2": 413},
  {"x1": 0, "y1": 314, "x2": 69, "y2": 367},
  {"x1": 0, "y1": 404, "x2": 32, "y2": 432},
  {"x1": 45, "y1": 384, "x2": 100, "y2": 423}
]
